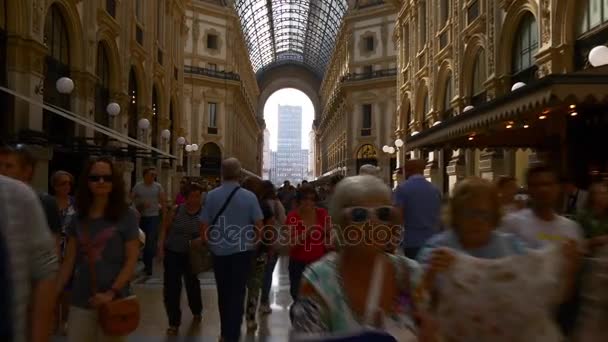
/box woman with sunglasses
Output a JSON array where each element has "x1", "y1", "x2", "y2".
[
  {"x1": 418, "y1": 178, "x2": 526, "y2": 266},
  {"x1": 291, "y1": 175, "x2": 437, "y2": 340},
  {"x1": 287, "y1": 184, "x2": 330, "y2": 303},
  {"x1": 56, "y1": 157, "x2": 140, "y2": 342},
  {"x1": 51, "y1": 170, "x2": 76, "y2": 335}
]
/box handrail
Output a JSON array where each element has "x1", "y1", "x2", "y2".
[
  {"x1": 340, "y1": 68, "x2": 397, "y2": 82},
  {"x1": 184, "y1": 65, "x2": 241, "y2": 81}
]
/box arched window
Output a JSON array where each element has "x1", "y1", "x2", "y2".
[
  {"x1": 128, "y1": 68, "x2": 138, "y2": 139},
  {"x1": 0, "y1": 0, "x2": 8, "y2": 139},
  {"x1": 578, "y1": 0, "x2": 608, "y2": 36},
  {"x1": 419, "y1": 0, "x2": 427, "y2": 49},
  {"x1": 95, "y1": 43, "x2": 110, "y2": 144},
  {"x1": 421, "y1": 90, "x2": 430, "y2": 128},
  {"x1": 152, "y1": 86, "x2": 160, "y2": 148},
  {"x1": 43, "y1": 5, "x2": 73, "y2": 141},
  {"x1": 443, "y1": 74, "x2": 453, "y2": 119},
  {"x1": 512, "y1": 12, "x2": 539, "y2": 76},
  {"x1": 471, "y1": 49, "x2": 486, "y2": 105}
]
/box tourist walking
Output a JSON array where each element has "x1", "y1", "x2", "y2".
[
  {"x1": 51, "y1": 170, "x2": 77, "y2": 335},
  {"x1": 394, "y1": 159, "x2": 442, "y2": 259},
  {"x1": 259, "y1": 180, "x2": 286, "y2": 315},
  {"x1": 286, "y1": 184, "x2": 330, "y2": 302},
  {"x1": 57, "y1": 157, "x2": 140, "y2": 342},
  {"x1": 131, "y1": 167, "x2": 166, "y2": 276},
  {"x1": 158, "y1": 182, "x2": 205, "y2": 335},
  {"x1": 200, "y1": 158, "x2": 263, "y2": 342},
  {"x1": 0, "y1": 174, "x2": 59, "y2": 342}
]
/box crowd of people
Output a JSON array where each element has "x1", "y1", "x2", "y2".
[{"x1": 0, "y1": 142, "x2": 607, "y2": 342}]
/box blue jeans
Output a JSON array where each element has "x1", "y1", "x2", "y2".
[
  {"x1": 260, "y1": 254, "x2": 278, "y2": 305},
  {"x1": 140, "y1": 216, "x2": 160, "y2": 275}
]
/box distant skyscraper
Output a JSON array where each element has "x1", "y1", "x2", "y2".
[
  {"x1": 274, "y1": 105, "x2": 308, "y2": 185},
  {"x1": 262, "y1": 128, "x2": 271, "y2": 179}
]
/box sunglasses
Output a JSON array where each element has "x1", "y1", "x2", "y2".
[
  {"x1": 88, "y1": 174, "x2": 112, "y2": 183},
  {"x1": 344, "y1": 206, "x2": 395, "y2": 223}
]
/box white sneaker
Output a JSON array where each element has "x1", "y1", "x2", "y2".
[
  {"x1": 247, "y1": 320, "x2": 258, "y2": 332},
  {"x1": 259, "y1": 304, "x2": 272, "y2": 315}
]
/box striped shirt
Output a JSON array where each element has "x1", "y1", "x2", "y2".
[
  {"x1": 0, "y1": 175, "x2": 58, "y2": 342},
  {"x1": 164, "y1": 204, "x2": 202, "y2": 253}
]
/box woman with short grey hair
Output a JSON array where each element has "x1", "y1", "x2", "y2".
[{"x1": 291, "y1": 175, "x2": 438, "y2": 341}]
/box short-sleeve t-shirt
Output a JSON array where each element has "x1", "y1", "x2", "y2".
[
  {"x1": 500, "y1": 209, "x2": 584, "y2": 249},
  {"x1": 132, "y1": 182, "x2": 164, "y2": 217},
  {"x1": 67, "y1": 208, "x2": 139, "y2": 308}
]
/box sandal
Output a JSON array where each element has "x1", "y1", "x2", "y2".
[{"x1": 166, "y1": 326, "x2": 178, "y2": 336}]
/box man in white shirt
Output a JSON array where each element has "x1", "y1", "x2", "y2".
[
  {"x1": 500, "y1": 164, "x2": 583, "y2": 336},
  {"x1": 501, "y1": 164, "x2": 583, "y2": 248}
]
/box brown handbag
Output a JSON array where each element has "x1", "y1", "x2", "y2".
[{"x1": 83, "y1": 221, "x2": 141, "y2": 336}]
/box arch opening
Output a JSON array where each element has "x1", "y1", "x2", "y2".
[{"x1": 262, "y1": 87, "x2": 315, "y2": 185}]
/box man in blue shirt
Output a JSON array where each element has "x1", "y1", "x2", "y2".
[
  {"x1": 200, "y1": 158, "x2": 263, "y2": 342},
  {"x1": 394, "y1": 159, "x2": 442, "y2": 259}
]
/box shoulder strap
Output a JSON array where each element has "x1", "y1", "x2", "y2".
[
  {"x1": 82, "y1": 220, "x2": 98, "y2": 293},
  {"x1": 211, "y1": 186, "x2": 240, "y2": 225},
  {"x1": 363, "y1": 255, "x2": 385, "y2": 326}
]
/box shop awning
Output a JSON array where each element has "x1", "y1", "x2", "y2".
[
  {"x1": 1, "y1": 86, "x2": 177, "y2": 159},
  {"x1": 405, "y1": 72, "x2": 608, "y2": 151}
]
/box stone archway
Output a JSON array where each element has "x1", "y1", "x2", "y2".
[{"x1": 257, "y1": 64, "x2": 322, "y2": 121}]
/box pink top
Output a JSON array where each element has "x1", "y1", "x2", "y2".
[{"x1": 175, "y1": 193, "x2": 186, "y2": 205}]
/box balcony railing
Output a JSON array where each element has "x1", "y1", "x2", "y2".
[
  {"x1": 340, "y1": 68, "x2": 397, "y2": 82},
  {"x1": 184, "y1": 65, "x2": 240, "y2": 81}
]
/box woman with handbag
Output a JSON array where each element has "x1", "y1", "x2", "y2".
[
  {"x1": 157, "y1": 182, "x2": 205, "y2": 336},
  {"x1": 57, "y1": 157, "x2": 141, "y2": 342}
]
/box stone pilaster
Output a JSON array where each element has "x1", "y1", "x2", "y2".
[
  {"x1": 479, "y1": 149, "x2": 505, "y2": 181},
  {"x1": 446, "y1": 149, "x2": 466, "y2": 194},
  {"x1": 114, "y1": 160, "x2": 135, "y2": 193},
  {"x1": 424, "y1": 151, "x2": 441, "y2": 188}
]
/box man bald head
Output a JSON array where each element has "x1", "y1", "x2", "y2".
[
  {"x1": 359, "y1": 164, "x2": 381, "y2": 177},
  {"x1": 222, "y1": 158, "x2": 242, "y2": 181},
  {"x1": 403, "y1": 159, "x2": 425, "y2": 179}
]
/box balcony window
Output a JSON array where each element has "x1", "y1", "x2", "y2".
[
  {"x1": 106, "y1": 0, "x2": 116, "y2": 18},
  {"x1": 362, "y1": 104, "x2": 372, "y2": 136},
  {"x1": 471, "y1": 49, "x2": 486, "y2": 105},
  {"x1": 364, "y1": 36, "x2": 374, "y2": 51},
  {"x1": 207, "y1": 34, "x2": 218, "y2": 50},
  {"x1": 467, "y1": 0, "x2": 480, "y2": 25},
  {"x1": 136, "y1": 25, "x2": 143, "y2": 45},
  {"x1": 208, "y1": 102, "x2": 217, "y2": 128},
  {"x1": 419, "y1": 0, "x2": 427, "y2": 49}
]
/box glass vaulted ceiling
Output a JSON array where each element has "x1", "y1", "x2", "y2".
[{"x1": 234, "y1": 0, "x2": 349, "y2": 77}]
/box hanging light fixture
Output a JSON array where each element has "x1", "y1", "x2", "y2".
[
  {"x1": 463, "y1": 105, "x2": 474, "y2": 112},
  {"x1": 161, "y1": 129, "x2": 171, "y2": 140},
  {"x1": 511, "y1": 82, "x2": 526, "y2": 91},
  {"x1": 138, "y1": 118, "x2": 150, "y2": 130},
  {"x1": 394, "y1": 139, "x2": 404, "y2": 148},
  {"x1": 176, "y1": 136, "x2": 186, "y2": 145},
  {"x1": 56, "y1": 77, "x2": 74, "y2": 94},
  {"x1": 106, "y1": 102, "x2": 121, "y2": 116},
  {"x1": 588, "y1": 45, "x2": 608, "y2": 67}
]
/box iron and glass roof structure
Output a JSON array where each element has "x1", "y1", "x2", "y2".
[{"x1": 234, "y1": 0, "x2": 349, "y2": 77}]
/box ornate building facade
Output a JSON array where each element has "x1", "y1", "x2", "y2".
[
  {"x1": 393, "y1": 0, "x2": 608, "y2": 192},
  {"x1": 183, "y1": 0, "x2": 262, "y2": 183},
  {"x1": 317, "y1": 0, "x2": 398, "y2": 183},
  {"x1": 0, "y1": 0, "x2": 187, "y2": 195}
]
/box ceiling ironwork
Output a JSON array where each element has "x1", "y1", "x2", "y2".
[{"x1": 234, "y1": 0, "x2": 348, "y2": 77}]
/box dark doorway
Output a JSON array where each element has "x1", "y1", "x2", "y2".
[
  {"x1": 200, "y1": 142, "x2": 222, "y2": 182},
  {"x1": 355, "y1": 144, "x2": 378, "y2": 174},
  {"x1": 567, "y1": 106, "x2": 608, "y2": 188}
]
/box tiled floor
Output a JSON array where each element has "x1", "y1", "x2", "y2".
[{"x1": 53, "y1": 257, "x2": 293, "y2": 342}]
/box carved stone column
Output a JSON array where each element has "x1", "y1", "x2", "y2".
[
  {"x1": 479, "y1": 149, "x2": 505, "y2": 181},
  {"x1": 446, "y1": 149, "x2": 466, "y2": 194},
  {"x1": 113, "y1": 160, "x2": 135, "y2": 193},
  {"x1": 424, "y1": 151, "x2": 442, "y2": 188}
]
